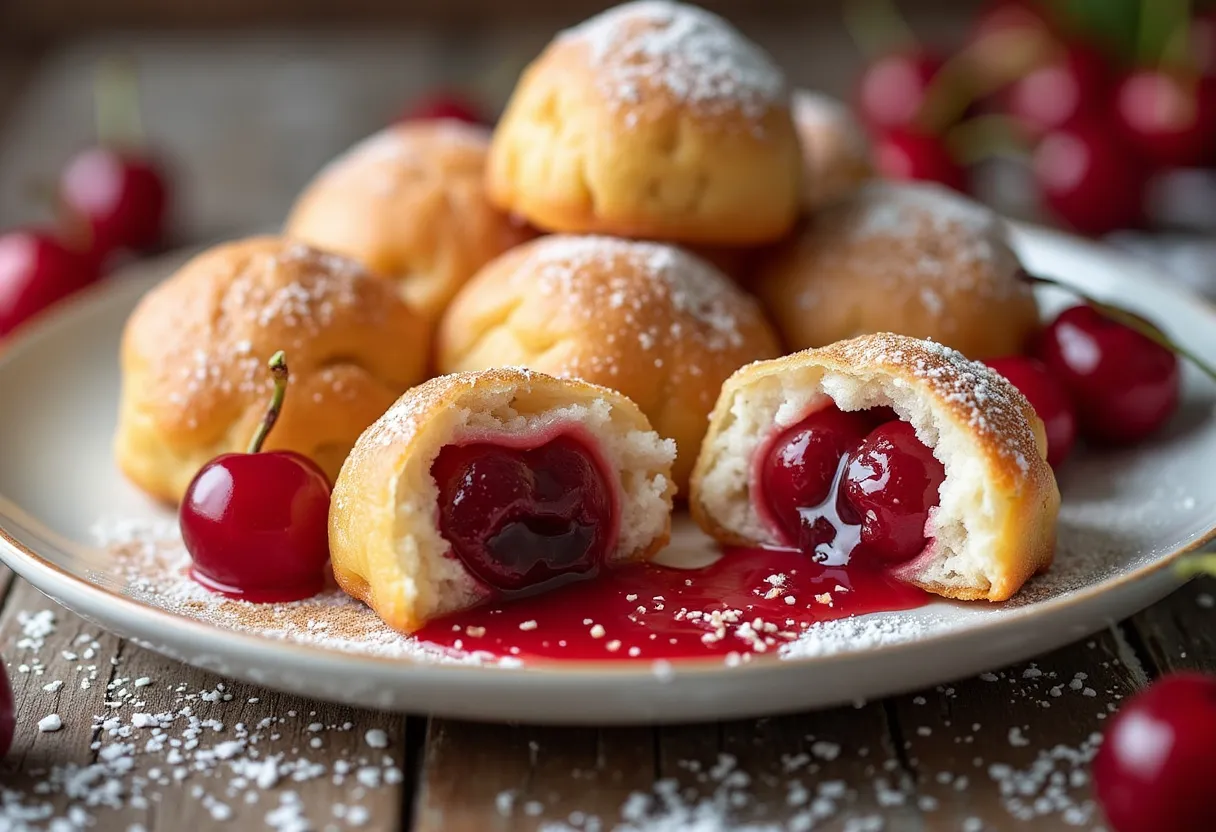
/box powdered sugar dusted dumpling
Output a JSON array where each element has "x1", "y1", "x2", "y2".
[
  {"x1": 115, "y1": 236, "x2": 430, "y2": 503},
  {"x1": 285, "y1": 121, "x2": 534, "y2": 323},
  {"x1": 486, "y1": 0, "x2": 802, "y2": 245},
  {"x1": 756, "y1": 182, "x2": 1040, "y2": 360},
  {"x1": 435, "y1": 235, "x2": 781, "y2": 491},
  {"x1": 792, "y1": 89, "x2": 873, "y2": 210},
  {"x1": 691, "y1": 333, "x2": 1059, "y2": 602},
  {"x1": 329, "y1": 368, "x2": 676, "y2": 633}
]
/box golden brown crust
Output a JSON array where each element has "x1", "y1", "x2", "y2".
[
  {"x1": 755, "y1": 182, "x2": 1041, "y2": 360},
  {"x1": 792, "y1": 89, "x2": 873, "y2": 210},
  {"x1": 330, "y1": 367, "x2": 676, "y2": 633},
  {"x1": 115, "y1": 236, "x2": 431, "y2": 503},
  {"x1": 690, "y1": 333, "x2": 1059, "y2": 602},
  {"x1": 485, "y1": 2, "x2": 802, "y2": 245},
  {"x1": 435, "y1": 235, "x2": 781, "y2": 491},
  {"x1": 285, "y1": 121, "x2": 535, "y2": 323}
]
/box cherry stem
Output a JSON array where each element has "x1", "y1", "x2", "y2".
[
  {"x1": 1140, "y1": 0, "x2": 1191, "y2": 68},
  {"x1": 1176, "y1": 553, "x2": 1216, "y2": 579},
  {"x1": 248, "y1": 351, "x2": 289, "y2": 455},
  {"x1": 947, "y1": 114, "x2": 1032, "y2": 165},
  {"x1": 1022, "y1": 273, "x2": 1216, "y2": 384},
  {"x1": 917, "y1": 28, "x2": 1052, "y2": 134},
  {"x1": 842, "y1": 0, "x2": 918, "y2": 60},
  {"x1": 94, "y1": 54, "x2": 144, "y2": 150}
]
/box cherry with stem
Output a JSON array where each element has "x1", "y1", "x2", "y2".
[
  {"x1": 1021, "y1": 272, "x2": 1216, "y2": 384},
  {"x1": 179, "y1": 350, "x2": 333, "y2": 603},
  {"x1": 58, "y1": 55, "x2": 169, "y2": 261}
]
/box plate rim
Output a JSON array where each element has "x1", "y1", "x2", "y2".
[{"x1": 0, "y1": 223, "x2": 1214, "y2": 682}]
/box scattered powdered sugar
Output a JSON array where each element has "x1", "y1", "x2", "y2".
[
  {"x1": 851, "y1": 182, "x2": 1000, "y2": 242},
  {"x1": 792, "y1": 182, "x2": 1027, "y2": 319},
  {"x1": 146, "y1": 238, "x2": 394, "y2": 425},
  {"x1": 560, "y1": 1, "x2": 786, "y2": 121},
  {"x1": 821, "y1": 334, "x2": 1041, "y2": 475},
  {"x1": 96, "y1": 519, "x2": 518, "y2": 668},
  {"x1": 0, "y1": 613, "x2": 405, "y2": 832},
  {"x1": 529, "y1": 235, "x2": 756, "y2": 354}
]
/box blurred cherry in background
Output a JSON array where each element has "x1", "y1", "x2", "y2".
[
  {"x1": 850, "y1": 0, "x2": 1216, "y2": 237},
  {"x1": 0, "y1": 56, "x2": 170, "y2": 341}
]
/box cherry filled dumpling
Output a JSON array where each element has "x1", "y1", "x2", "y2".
[
  {"x1": 329, "y1": 368, "x2": 676, "y2": 632},
  {"x1": 690, "y1": 333, "x2": 1060, "y2": 602}
]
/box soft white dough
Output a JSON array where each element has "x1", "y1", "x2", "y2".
[{"x1": 696, "y1": 364, "x2": 1008, "y2": 594}]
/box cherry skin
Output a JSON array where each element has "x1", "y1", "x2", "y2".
[
  {"x1": 857, "y1": 50, "x2": 945, "y2": 131},
  {"x1": 1093, "y1": 673, "x2": 1216, "y2": 832},
  {"x1": 760, "y1": 405, "x2": 877, "y2": 547},
  {"x1": 0, "y1": 660, "x2": 14, "y2": 759},
  {"x1": 1032, "y1": 119, "x2": 1148, "y2": 235},
  {"x1": 431, "y1": 435, "x2": 614, "y2": 593},
  {"x1": 1033, "y1": 304, "x2": 1180, "y2": 445},
  {"x1": 986, "y1": 356, "x2": 1077, "y2": 467},
  {"x1": 399, "y1": 91, "x2": 486, "y2": 125},
  {"x1": 1113, "y1": 70, "x2": 1216, "y2": 168},
  {"x1": 181, "y1": 450, "x2": 332, "y2": 601},
  {"x1": 180, "y1": 352, "x2": 332, "y2": 602},
  {"x1": 1005, "y1": 44, "x2": 1109, "y2": 139},
  {"x1": 872, "y1": 128, "x2": 967, "y2": 192},
  {"x1": 0, "y1": 228, "x2": 99, "y2": 337},
  {"x1": 58, "y1": 147, "x2": 169, "y2": 257},
  {"x1": 844, "y1": 420, "x2": 946, "y2": 566}
]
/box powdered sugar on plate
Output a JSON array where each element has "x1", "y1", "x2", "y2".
[
  {"x1": 560, "y1": 1, "x2": 786, "y2": 121},
  {"x1": 97, "y1": 519, "x2": 517, "y2": 668}
]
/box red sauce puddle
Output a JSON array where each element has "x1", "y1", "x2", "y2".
[{"x1": 416, "y1": 546, "x2": 930, "y2": 662}]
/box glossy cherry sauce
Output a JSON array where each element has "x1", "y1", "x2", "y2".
[{"x1": 416, "y1": 546, "x2": 928, "y2": 661}]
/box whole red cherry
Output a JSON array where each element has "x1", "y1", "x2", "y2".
[
  {"x1": 180, "y1": 351, "x2": 332, "y2": 602},
  {"x1": 857, "y1": 49, "x2": 946, "y2": 132},
  {"x1": 1034, "y1": 304, "x2": 1180, "y2": 445},
  {"x1": 0, "y1": 228, "x2": 100, "y2": 337},
  {"x1": 400, "y1": 91, "x2": 486, "y2": 125},
  {"x1": 1094, "y1": 673, "x2": 1216, "y2": 832},
  {"x1": 1005, "y1": 44, "x2": 1110, "y2": 138},
  {"x1": 58, "y1": 147, "x2": 169, "y2": 258},
  {"x1": 1113, "y1": 70, "x2": 1216, "y2": 168},
  {"x1": 1032, "y1": 119, "x2": 1148, "y2": 235},
  {"x1": 985, "y1": 356, "x2": 1077, "y2": 467},
  {"x1": 873, "y1": 127, "x2": 968, "y2": 192},
  {"x1": 0, "y1": 660, "x2": 14, "y2": 759}
]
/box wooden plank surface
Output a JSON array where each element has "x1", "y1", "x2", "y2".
[
  {"x1": 1, "y1": 578, "x2": 411, "y2": 830},
  {"x1": 3, "y1": 25, "x2": 1216, "y2": 832}
]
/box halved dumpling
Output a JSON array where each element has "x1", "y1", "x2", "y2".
[
  {"x1": 330, "y1": 367, "x2": 676, "y2": 632},
  {"x1": 690, "y1": 333, "x2": 1060, "y2": 602}
]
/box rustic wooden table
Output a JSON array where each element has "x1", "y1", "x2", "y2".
[{"x1": 2, "y1": 28, "x2": 1214, "y2": 832}]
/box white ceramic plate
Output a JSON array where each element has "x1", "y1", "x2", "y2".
[{"x1": 1, "y1": 225, "x2": 1214, "y2": 724}]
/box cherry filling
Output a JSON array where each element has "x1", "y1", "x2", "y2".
[
  {"x1": 431, "y1": 435, "x2": 615, "y2": 593},
  {"x1": 758, "y1": 405, "x2": 946, "y2": 568}
]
